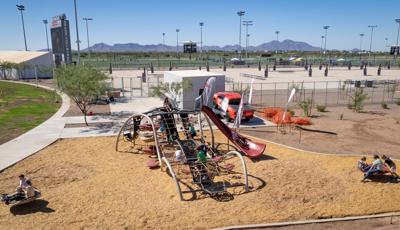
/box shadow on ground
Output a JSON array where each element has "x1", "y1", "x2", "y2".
[{"x1": 10, "y1": 200, "x2": 55, "y2": 215}]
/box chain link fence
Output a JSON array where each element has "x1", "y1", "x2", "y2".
[{"x1": 109, "y1": 74, "x2": 400, "y2": 108}]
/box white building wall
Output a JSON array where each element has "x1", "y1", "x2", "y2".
[{"x1": 163, "y1": 71, "x2": 225, "y2": 110}]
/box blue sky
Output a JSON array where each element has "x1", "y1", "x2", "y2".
[{"x1": 1, "y1": 0, "x2": 399, "y2": 51}]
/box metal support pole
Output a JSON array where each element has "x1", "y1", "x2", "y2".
[
  {"x1": 130, "y1": 77, "x2": 132, "y2": 98},
  {"x1": 325, "y1": 81, "x2": 328, "y2": 106},
  {"x1": 73, "y1": 0, "x2": 81, "y2": 64},
  {"x1": 274, "y1": 82, "x2": 276, "y2": 107}
]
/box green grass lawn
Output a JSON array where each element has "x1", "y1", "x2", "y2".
[{"x1": 0, "y1": 81, "x2": 61, "y2": 144}]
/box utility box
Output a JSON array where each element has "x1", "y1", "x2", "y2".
[{"x1": 163, "y1": 70, "x2": 225, "y2": 110}]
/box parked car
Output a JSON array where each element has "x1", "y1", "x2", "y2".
[{"x1": 212, "y1": 92, "x2": 254, "y2": 122}]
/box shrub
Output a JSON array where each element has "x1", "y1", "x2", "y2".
[
  {"x1": 348, "y1": 88, "x2": 368, "y2": 112},
  {"x1": 287, "y1": 108, "x2": 295, "y2": 116},
  {"x1": 298, "y1": 98, "x2": 312, "y2": 117},
  {"x1": 316, "y1": 105, "x2": 326, "y2": 112}
]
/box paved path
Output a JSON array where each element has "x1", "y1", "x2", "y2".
[{"x1": 0, "y1": 81, "x2": 70, "y2": 172}]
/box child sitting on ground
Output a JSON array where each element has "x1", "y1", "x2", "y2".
[
  {"x1": 358, "y1": 156, "x2": 371, "y2": 173},
  {"x1": 362, "y1": 155, "x2": 384, "y2": 181},
  {"x1": 382, "y1": 155, "x2": 399, "y2": 179}
]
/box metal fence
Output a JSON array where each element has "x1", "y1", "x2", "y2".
[{"x1": 109, "y1": 75, "x2": 400, "y2": 108}]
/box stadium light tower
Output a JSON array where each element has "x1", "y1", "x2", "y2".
[
  {"x1": 82, "y1": 18, "x2": 93, "y2": 58},
  {"x1": 176, "y1": 29, "x2": 180, "y2": 54},
  {"x1": 16, "y1": 5, "x2": 27, "y2": 51},
  {"x1": 323, "y1": 25, "x2": 330, "y2": 55},
  {"x1": 243, "y1": 20, "x2": 253, "y2": 58},
  {"x1": 199, "y1": 22, "x2": 204, "y2": 54},
  {"x1": 162, "y1": 33, "x2": 166, "y2": 51},
  {"x1": 237, "y1": 10, "x2": 245, "y2": 59},
  {"x1": 43, "y1": 20, "x2": 50, "y2": 51},
  {"x1": 73, "y1": 0, "x2": 81, "y2": 64},
  {"x1": 395, "y1": 19, "x2": 400, "y2": 62},
  {"x1": 275, "y1": 31, "x2": 280, "y2": 42},
  {"x1": 359, "y1": 33, "x2": 364, "y2": 51},
  {"x1": 320, "y1": 35, "x2": 325, "y2": 54},
  {"x1": 368, "y1": 25, "x2": 377, "y2": 64}
]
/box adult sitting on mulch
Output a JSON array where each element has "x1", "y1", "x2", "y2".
[{"x1": 361, "y1": 155, "x2": 389, "y2": 182}]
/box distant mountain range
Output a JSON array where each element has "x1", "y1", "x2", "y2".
[{"x1": 83, "y1": 39, "x2": 321, "y2": 52}]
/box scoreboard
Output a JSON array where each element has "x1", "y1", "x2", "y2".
[{"x1": 50, "y1": 14, "x2": 72, "y2": 66}]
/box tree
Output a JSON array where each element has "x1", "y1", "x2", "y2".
[
  {"x1": 55, "y1": 65, "x2": 108, "y2": 125},
  {"x1": 0, "y1": 61, "x2": 18, "y2": 80},
  {"x1": 150, "y1": 80, "x2": 192, "y2": 107},
  {"x1": 348, "y1": 88, "x2": 368, "y2": 112}
]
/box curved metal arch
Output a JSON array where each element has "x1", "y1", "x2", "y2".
[
  {"x1": 225, "y1": 151, "x2": 249, "y2": 192},
  {"x1": 116, "y1": 113, "x2": 163, "y2": 167},
  {"x1": 198, "y1": 111, "x2": 215, "y2": 148},
  {"x1": 162, "y1": 157, "x2": 184, "y2": 201}
]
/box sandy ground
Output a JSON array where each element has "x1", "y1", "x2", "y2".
[
  {"x1": 247, "y1": 104, "x2": 400, "y2": 159},
  {"x1": 0, "y1": 131, "x2": 399, "y2": 229}
]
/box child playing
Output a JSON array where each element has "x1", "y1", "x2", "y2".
[
  {"x1": 382, "y1": 155, "x2": 399, "y2": 179},
  {"x1": 357, "y1": 156, "x2": 371, "y2": 173}
]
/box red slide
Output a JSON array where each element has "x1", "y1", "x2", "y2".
[{"x1": 201, "y1": 106, "x2": 266, "y2": 158}]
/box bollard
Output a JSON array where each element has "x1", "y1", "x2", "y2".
[
  {"x1": 324, "y1": 65, "x2": 328, "y2": 77},
  {"x1": 264, "y1": 65, "x2": 269, "y2": 78},
  {"x1": 377, "y1": 64, "x2": 381, "y2": 76},
  {"x1": 363, "y1": 66, "x2": 367, "y2": 76},
  {"x1": 308, "y1": 65, "x2": 312, "y2": 77},
  {"x1": 258, "y1": 61, "x2": 261, "y2": 71}
]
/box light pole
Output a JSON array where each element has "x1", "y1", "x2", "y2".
[
  {"x1": 368, "y1": 25, "x2": 377, "y2": 65},
  {"x1": 162, "y1": 33, "x2": 166, "y2": 51},
  {"x1": 275, "y1": 31, "x2": 280, "y2": 41},
  {"x1": 43, "y1": 20, "x2": 50, "y2": 51},
  {"x1": 323, "y1": 25, "x2": 330, "y2": 55},
  {"x1": 237, "y1": 11, "x2": 245, "y2": 59},
  {"x1": 82, "y1": 18, "x2": 93, "y2": 58},
  {"x1": 359, "y1": 33, "x2": 364, "y2": 51},
  {"x1": 395, "y1": 19, "x2": 400, "y2": 62},
  {"x1": 16, "y1": 5, "x2": 27, "y2": 51},
  {"x1": 176, "y1": 29, "x2": 180, "y2": 55},
  {"x1": 73, "y1": 0, "x2": 81, "y2": 64},
  {"x1": 199, "y1": 22, "x2": 204, "y2": 54},
  {"x1": 243, "y1": 20, "x2": 253, "y2": 58},
  {"x1": 359, "y1": 33, "x2": 364, "y2": 60}
]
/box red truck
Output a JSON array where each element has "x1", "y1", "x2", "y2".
[{"x1": 212, "y1": 92, "x2": 254, "y2": 122}]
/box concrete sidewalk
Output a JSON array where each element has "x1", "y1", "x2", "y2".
[{"x1": 0, "y1": 81, "x2": 70, "y2": 172}]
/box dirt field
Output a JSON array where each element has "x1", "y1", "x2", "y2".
[
  {"x1": 0, "y1": 131, "x2": 399, "y2": 229},
  {"x1": 249, "y1": 104, "x2": 400, "y2": 159}
]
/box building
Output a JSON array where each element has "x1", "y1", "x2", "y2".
[
  {"x1": 163, "y1": 70, "x2": 225, "y2": 110},
  {"x1": 0, "y1": 51, "x2": 53, "y2": 79}
]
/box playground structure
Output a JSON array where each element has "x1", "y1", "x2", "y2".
[{"x1": 115, "y1": 98, "x2": 266, "y2": 200}]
